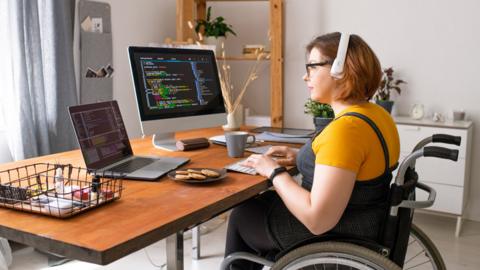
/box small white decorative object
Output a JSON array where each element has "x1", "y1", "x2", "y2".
[
  {"x1": 432, "y1": 112, "x2": 445, "y2": 122},
  {"x1": 410, "y1": 104, "x2": 424, "y2": 120},
  {"x1": 203, "y1": 36, "x2": 225, "y2": 56}
]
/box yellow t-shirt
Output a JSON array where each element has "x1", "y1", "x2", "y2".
[{"x1": 311, "y1": 103, "x2": 400, "y2": 181}]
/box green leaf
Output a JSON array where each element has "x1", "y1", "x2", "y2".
[
  {"x1": 206, "y1": 6, "x2": 211, "y2": 21},
  {"x1": 304, "y1": 99, "x2": 334, "y2": 118},
  {"x1": 194, "y1": 7, "x2": 236, "y2": 38}
]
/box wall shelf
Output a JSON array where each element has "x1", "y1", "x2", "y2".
[{"x1": 176, "y1": 0, "x2": 283, "y2": 127}]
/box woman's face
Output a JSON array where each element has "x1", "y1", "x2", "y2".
[{"x1": 303, "y1": 48, "x2": 336, "y2": 104}]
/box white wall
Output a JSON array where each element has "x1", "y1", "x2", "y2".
[{"x1": 101, "y1": 0, "x2": 480, "y2": 221}]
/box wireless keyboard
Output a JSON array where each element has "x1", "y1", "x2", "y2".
[{"x1": 225, "y1": 159, "x2": 257, "y2": 175}]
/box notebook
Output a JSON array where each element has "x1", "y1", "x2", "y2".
[{"x1": 69, "y1": 101, "x2": 189, "y2": 181}]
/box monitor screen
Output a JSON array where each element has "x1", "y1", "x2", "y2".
[
  {"x1": 69, "y1": 101, "x2": 133, "y2": 169},
  {"x1": 128, "y1": 47, "x2": 226, "y2": 122}
]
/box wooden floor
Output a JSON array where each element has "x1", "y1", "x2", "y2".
[{"x1": 413, "y1": 212, "x2": 480, "y2": 270}]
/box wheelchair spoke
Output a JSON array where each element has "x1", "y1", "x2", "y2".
[
  {"x1": 408, "y1": 238, "x2": 417, "y2": 246},
  {"x1": 404, "y1": 250, "x2": 425, "y2": 264},
  {"x1": 404, "y1": 260, "x2": 431, "y2": 270}
]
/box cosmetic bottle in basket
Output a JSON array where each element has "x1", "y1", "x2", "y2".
[
  {"x1": 91, "y1": 176, "x2": 101, "y2": 203},
  {"x1": 54, "y1": 167, "x2": 64, "y2": 197}
]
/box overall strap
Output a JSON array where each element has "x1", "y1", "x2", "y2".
[{"x1": 337, "y1": 112, "x2": 391, "y2": 174}]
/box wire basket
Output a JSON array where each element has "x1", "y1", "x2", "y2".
[{"x1": 0, "y1": 163, "x2": 123, "y2": 218}]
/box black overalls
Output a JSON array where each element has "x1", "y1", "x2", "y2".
[{"x1": 263, "y1": 112, "x2": 396, "y2": 250}]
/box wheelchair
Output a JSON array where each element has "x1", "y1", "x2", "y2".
[{"x1": 221, "y1": 134, "x2": 461, "y2": 270}]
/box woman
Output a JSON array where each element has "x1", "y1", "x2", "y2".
[{"x1": 224, "y1": 32, "x2": 400, "y2": 270}]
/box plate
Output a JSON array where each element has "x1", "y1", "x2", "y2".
[{"x1": 168, "y1": 168, "x2": 227, "y2": 184}]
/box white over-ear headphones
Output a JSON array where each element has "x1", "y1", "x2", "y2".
[{"x1": 330, "y1": 33, "x2": 350, "y2": 79}]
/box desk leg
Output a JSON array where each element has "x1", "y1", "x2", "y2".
[
  {"x1": 166, "y1": 232, "x2": 184, "y2": 270},
  {"x1": 192, "y1": 226, "x2": 200, "y2": 260}
]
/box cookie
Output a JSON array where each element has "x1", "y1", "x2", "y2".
[
  {"x1": 188, "y1": 172, "x2": 207, "y2": 180},
  {"x1": 201, "y1": 169, "x2": 220, "y2": 178},
  {"x1": 175, "y1": 174, "x2": 191, "y2": 180},
  {"x1": 187, "y1": 169, "x2": 202, "y2": 174},
  {"x1": 175, "y1": 170, "x2": 189, "y2": 175}
]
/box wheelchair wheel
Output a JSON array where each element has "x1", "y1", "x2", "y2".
[
  {"x1": 404, "y1": 224, "x2": 446, "y2": 270},
  {"x1": 272, "y1": 241, "x2": 401, "y2": 270}
]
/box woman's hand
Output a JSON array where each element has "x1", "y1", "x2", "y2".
[
  {"x1": 265, "y1": 146, "x2": 298, "y2": 166},
  {"x1": 242, "y1": 154, "x2": 280, "y2": 178}
]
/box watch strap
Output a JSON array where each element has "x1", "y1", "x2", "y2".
[{"x1": 269, "y1": 166, "x2": 287, "y2": 182}]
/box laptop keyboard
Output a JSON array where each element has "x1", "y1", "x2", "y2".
[
  {"x1": 109, "y1": 157, "x2": 155, "y2": 173},
  {"x1": 225, "y1": 159, "x2": 257, "y2": 175}
]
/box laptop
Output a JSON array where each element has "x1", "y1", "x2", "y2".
[{"x1": 69, "y1": 101, "x2": 189, "y2": 181}]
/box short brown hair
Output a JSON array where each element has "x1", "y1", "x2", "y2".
[{"x1": 306, "y1": 32, "x2": 382, "y2": 101}]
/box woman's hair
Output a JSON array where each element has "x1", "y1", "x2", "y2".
[{"x1": 306, "y1": 32, "x2": 382, "y2": 101}]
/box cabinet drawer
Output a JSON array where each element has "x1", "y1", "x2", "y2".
[
  {"x1": 395, "y1": 154, "x2": 465, "y2": 186},
  {"x1": 416, "y1": 181, "x2": 464, "y2": 215},
  {"x1": 396, "y1": 124, "x2": 468, "y2": 158},
  {"x1": 404, "y1": 156, "x2": 466, "y2": 186}
]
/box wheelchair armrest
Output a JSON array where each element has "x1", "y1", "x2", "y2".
[
  {"x1": 402, "y1": 182, "x2": 436, "y2": 210},
  {"x1": 390, "y1": 182, "x2": 436, "y2": 216}
]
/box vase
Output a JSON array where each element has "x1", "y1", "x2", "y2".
[
  {"x1": 203, "y1": 36, "x2": 226, "y2": 56},
  {"x1": 223, "y1": 107, "x2": 242, "y2": 131},
  {"x1": 313, "y1": 117, "x2": 333, "y2": 133},
  {"x1": 375, "y1": 100, "x2": 394, "y2": 114}
]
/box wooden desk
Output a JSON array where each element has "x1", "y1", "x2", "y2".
[{"x1": 0, "y1": 127, "x2": 294, "y2": 268}]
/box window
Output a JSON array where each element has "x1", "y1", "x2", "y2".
[{"x1": 0, "y1": 2, "x2": 13, "y2": 129}]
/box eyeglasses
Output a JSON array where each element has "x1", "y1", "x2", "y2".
[{"x1": 305, "y1": 61, "x2": 332, "y2": 77}]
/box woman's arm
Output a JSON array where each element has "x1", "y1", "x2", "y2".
[
  {"x1": 243, "y1": 155, "x2": 356, "y2": 235},
  {"x1": 273, "y1": 164, "x2": 356, "y2": 235}
]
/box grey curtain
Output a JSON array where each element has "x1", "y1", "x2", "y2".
[{"x1": 3, "y1": 0, "x2": 78, "y2": 160}]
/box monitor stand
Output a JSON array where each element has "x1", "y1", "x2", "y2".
[{"x1": 152, "y1": 133, "x2": 177, "y2": 151}]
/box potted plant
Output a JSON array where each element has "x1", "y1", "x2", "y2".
[
  {"x1": 374, "y1": 67, "x2": 406, "y2": 113},
  {"x1": 195, "y1": 6, "x2": 236, "y2": 54},
  {"x1": 304, "y1": 99, "x2": 335, "y2": 132}
]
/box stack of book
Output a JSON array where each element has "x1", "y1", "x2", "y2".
[{"x1": 242, "y1": 45, "x2": 266, "y2": 58}]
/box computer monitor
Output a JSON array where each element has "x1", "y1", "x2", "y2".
[{"x1": 128, "y1": 46, "x2": 226, "y2": 151}]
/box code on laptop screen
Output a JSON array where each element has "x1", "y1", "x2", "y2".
[{"x1": 69, "y1": 101, "x2": 133, "y2": 169}]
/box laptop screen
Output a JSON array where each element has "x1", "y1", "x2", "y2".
[{"x1": 69, "y1": 101, "x2": 133, "y2": 170}]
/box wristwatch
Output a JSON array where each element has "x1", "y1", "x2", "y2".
[{"x1": 268, "y1": 166, "x2": 288, "y2": 183}]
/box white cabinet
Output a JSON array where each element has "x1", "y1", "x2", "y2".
[{"x1": 395, "y1": 116, "x2": 473, "y2": 236}]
